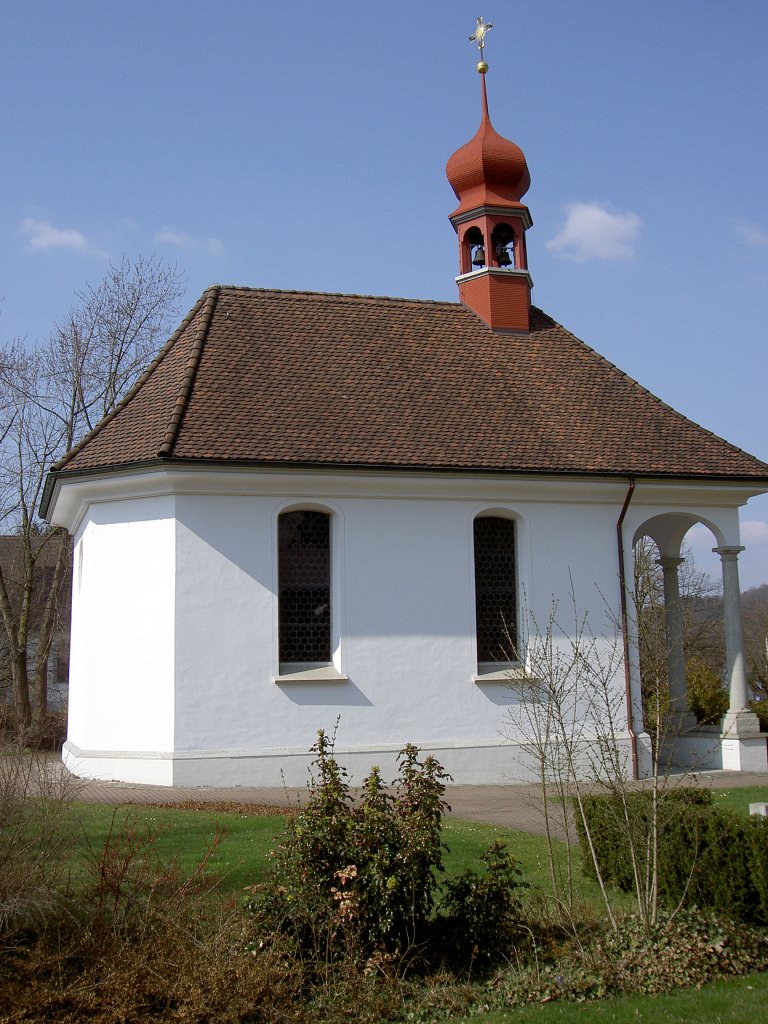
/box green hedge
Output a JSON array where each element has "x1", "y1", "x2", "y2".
[{"x1": 574, "y1": 789, "x2": 768, "y2": 924}]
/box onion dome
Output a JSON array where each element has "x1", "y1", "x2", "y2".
[{"x1": 446, "y1": 75, "x2": 531, "y2": 218}]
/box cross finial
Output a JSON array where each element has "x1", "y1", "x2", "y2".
[
  {"x1": 469, "y1": 16, "x2": 493, "y2": 52},
  {"x1": 468, "y1": 15, "x2": 493, "y2": 73}
]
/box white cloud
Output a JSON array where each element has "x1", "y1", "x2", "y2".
[
  {"x1": 22, "y1": 218, "x2": 89, "y2": 252},
  {"x1": 155, "y1": 227, "x2": 224, "y2": 256},
  {"x1": 546, "y1": 202, "x2": 642, "y2": 262},
  {"x1": 742, "y1": 520, "x2": 768, "y2": 545},
  {"x1": 733, "y1": 217, "x2": 768, "y2": 247},
  {"x1": 155, "y1": 227, "x2": 192, "y2": 248}
]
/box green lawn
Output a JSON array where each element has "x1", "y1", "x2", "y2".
[
  {"x1": 67, "y1": 784, "x2": 768, "y2": 902},
  {"x1": 68, "y1": 802, "x2": 590, "y2": 899},
  {"x1": 467, "y1": 971, "x2": 768, "y2": 1023},
  {"x1": 68, "y1": 801, "x2": 288, "y2": 893},
  {"x1": 710, "y1": 786, "x2": 768, "y2": 816},
  {"x1": 67, "y1": 803, "x2": 628, "y2": 911}
]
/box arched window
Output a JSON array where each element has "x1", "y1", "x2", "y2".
[
  {"x1": 278, "y1": 510, "x2": 331, "y2": 664},
  {"x1": 473, "y1": 516, "x2": 517, "y2": 663}
]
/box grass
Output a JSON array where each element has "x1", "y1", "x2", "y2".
[
  {"x1": 65, "y1": 786, "x2": 768, "y2": 906},
  {"x1": 66, "y1": 801, "x2": 617, "y2": 909},
  {"x1": 69, "y1": 801, "x2": 288, "y2": 893},
  {"x1": 467, "y1": 972, "x2": 768, "y2": 1023},
  {"x1": 710, "y1": 786, "x2": 768, "y2": 816}
]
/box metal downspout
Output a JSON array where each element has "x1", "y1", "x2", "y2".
[{"x1": 617, "y1": 476, "x2": 639, "y2": 779}]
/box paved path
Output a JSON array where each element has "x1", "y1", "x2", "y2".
[{"x1": 39, "y1": 757, "x2": 768, "y2": 840}]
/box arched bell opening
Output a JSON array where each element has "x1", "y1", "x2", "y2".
[
  {"x1": 460, "y1": 225, "x2": 486, "y2": 274},
  {"x1": 491, "y1": 223, "x2": 516, "y2": 268}
]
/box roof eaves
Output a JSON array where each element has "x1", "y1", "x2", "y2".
[
  {"x1": 157, "y1": 285, "x2": 219, "y2": 458},
  {"x1": 43, "y1": 454, "x2": 768, "y2": 486}
]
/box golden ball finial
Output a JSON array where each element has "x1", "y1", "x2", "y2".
[{"x1": 476, "y1": 60, "x2": 489, "y2": 74}]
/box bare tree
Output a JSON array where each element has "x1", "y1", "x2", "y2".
[
  {"x1": 0, "y1": 255, "x2": 185, "y2": 742},
  {"x1": 743, "y1": 584, "x2": 768, "y2": 698}
]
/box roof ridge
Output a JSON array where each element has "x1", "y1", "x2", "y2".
[
  {"x1": 158, "y1": 286, "x2": 219, "y2": 457},
  {"x1": 535, "y1": 309, "x2": 768, "y2": 469},
  {"x1": 50, "y1": 289, "x2": 213, "y2": 474},
  {"x1": 217, "y1": 283, "x2": 461, "y2": 308}
]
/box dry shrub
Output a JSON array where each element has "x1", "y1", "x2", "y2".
[
  {"x1": 0, "y1": 809, "x2": 306, "y2": 1024},
  {"x1": 0, "y1": 908, "x2": 306, "y2": 1024},
  {"x1": 0, "y1": 703, "x2": 68, "y2": 751},
  {"x1": 0, "y1": 743, "x2": 76, "y2": 935}
]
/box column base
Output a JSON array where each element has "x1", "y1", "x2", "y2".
[
  {"x1": 720, "y1": 716, "x2": 768, "y2": 772},
  {"x1": 721, "y1": 709, "x2": 762, "y2": 738}
]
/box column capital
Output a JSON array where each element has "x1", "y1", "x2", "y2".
[
  {"x1": 655, "y1": 556, "x2": 684, "y2": 570},
  {"x1": 713, "y1": 545, "x2": 745, "y2": 560}
]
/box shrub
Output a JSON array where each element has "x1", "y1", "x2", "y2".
[
  {"x1": 575, "y1": 788, "x2": 768, "y2": 924},
  {"x1": 0, "y1": 742, "x2": 75, "y2": 935},
  {"x1": 439, "y1": 839, "x2": 528, "y2": 971},
  {"x1": 78, "y1": 808, "x2": 224, "y2": 941},
  {"x1": 686, "y1": 656, "x2": 729, "y2": 724},
  {"x1": 748, "y1": 698, "x2": 768, "y2": 733},
  {"x1": 248, "y1": 733, "x2": 452, "y2": 964}
]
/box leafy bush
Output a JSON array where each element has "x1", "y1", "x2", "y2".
[
  {"x1": 585, "y1": 911, "x2": 768, "y2": 996},
  {"x1": 248, "y1": 734, "x2": 532, "y2": 975},
  {"x1": 439, "y1": 839, "x2": 528, "y2": 971},
  {"x1": 748, "y1": 698, "x2": 768, "y2": 733},
  {"x1": 248, "y1": 732, "x2": 452, "y2": 963},
  {"x1": 687, "y1": 655, "x2": 729, "y2": 724},
  {"x1": 576, "y1": 788, "x2": 768, "y2": 924}
]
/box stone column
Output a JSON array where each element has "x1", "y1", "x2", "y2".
[
  {"x1": 715, "y1": 545, "x2": 766, "y2": 770},
  {"x1": 656, "y1": 556, "x2": 694, "y2": 727},
  {"x1": 716, "y1": 546, "x2": 751, "y2": 716}
]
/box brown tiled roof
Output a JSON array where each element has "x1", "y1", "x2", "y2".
[{"x1": 49, "y1": 285, "x2": 768, "y2": 483}]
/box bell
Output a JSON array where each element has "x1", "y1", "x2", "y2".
[
  {"x1": 497, "y1": 246, "x2": 513, "y2": 267},
  {"x1": 471, "y1": 245, "x2": 486, "y2": 266}
]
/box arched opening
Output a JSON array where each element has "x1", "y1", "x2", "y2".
[
  {"x1": 461, "y1": 225, "x2": 486, "y2": 274},
  {"x1": 491, "y1": 223, "x2": 515, "y2": 268},
  {"x1": 633, "y1": 524, "x2": 727, "y2": 732}
]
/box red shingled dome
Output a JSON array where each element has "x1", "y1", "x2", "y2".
[{"x1": 446, "y1": 75, "x2": 531, "y2": 217}]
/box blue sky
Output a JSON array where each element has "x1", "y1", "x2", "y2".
[{"x1": 2, "y1": 1, "x2": 767, "y2": 588}]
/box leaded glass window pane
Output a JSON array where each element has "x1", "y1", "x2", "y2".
[
  {"x1": 473, "y1": 516, "x2": 517, "y2": 662},
  {"x1": 278, "y1": 510, "x2": 331, "y2": 663}
]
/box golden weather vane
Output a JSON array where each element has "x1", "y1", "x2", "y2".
[{"x1": 468, "y1": 15, "x2": 493, "y2": 73}]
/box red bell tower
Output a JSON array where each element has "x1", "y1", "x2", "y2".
[{"x1": 446, "y1": 52, "x2": 533, "y2": 334}]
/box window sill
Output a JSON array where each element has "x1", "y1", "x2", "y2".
[
  {"x1": 473, "y1": 663, "x2": 537, "y2": 684},
  {"x1": 274, "y1": 663, "x2": 349, "y2": 684}
]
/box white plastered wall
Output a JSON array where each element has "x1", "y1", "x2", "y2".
[
  {"x1": 63, "y1": 495, "x2": 177, "y2": 783},
  {"x1": 54, "y1": 468, "x2": 648, "y2": 786}
]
